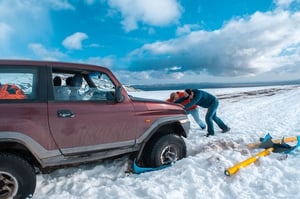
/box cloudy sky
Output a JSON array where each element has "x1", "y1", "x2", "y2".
[{"x1": 1, "y1": 0, "x2": 300, "y2": 85}]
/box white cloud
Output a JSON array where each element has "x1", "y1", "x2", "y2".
[
  {"x1": 115, "y1": 70, "x2": 153, "y2": 84},
  {"x1": 84, "y1": 0, "x2": 97, "y2": 5},
  {"x1": 128, "y1": 8, "x2": 300, "y2": 78},
  {"x1": 62, "y1": 32, "x2": 89, "y2": 50},
  {"x1": 0, "y1": 1, "x2": 49, "y2": 42},
  {"x1": 29, "y1": 43, "x2": 66, "y2": 60},
  {"x1": 0, "y1": 0, "x2": 73, "y2": 18},
  {"x1": 86, "y1": 57, "x2": 115, "y2": 69},
  {"x1": 0, "y1": 0, "x2": 75, "y2": 56},
  {"x1": 0, "y1": 22, "x2": 13, "y2": 41},
  {"x1": 44, "y1": 0, "x2": 75, "y2": 10},
  {"x1": 168, "y1": 66, "x2": 182, "y2": 71},
  {"x1": 107, "y1": 0, "x2": 182, "y2": 32},
  {"x1": 275, "y1": 0, "x2": 294, "y2": 8},
  {"x1": 176, "y1": 24, "x2": 201, "y2": 36},
  {"x1": 0, "y1": 22, "x2": 14, "y2": 56},
  {"x1": 171, "y1": 72, "x2": 184, "y2": 79}
]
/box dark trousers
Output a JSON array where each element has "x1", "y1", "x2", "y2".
[{"x1": 205, "y1": 99, "x2": 228, "y2": 135}]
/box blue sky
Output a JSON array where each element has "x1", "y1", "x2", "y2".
[{"x1": 1, "y1": 0, "x2": 300, "y2": 85}]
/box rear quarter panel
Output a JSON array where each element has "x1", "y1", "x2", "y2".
[{"x1": 0, "y1": 102, "x2": 58, "y2": 151}]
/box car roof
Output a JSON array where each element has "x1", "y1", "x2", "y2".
[{"x1": 0, "y1": 59, "x2": 109, "y2": 72}]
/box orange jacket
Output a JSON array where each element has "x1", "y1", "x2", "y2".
[
  {"x1": 167, "y1": 91, "x2": 197, "y2": 111},
  {"x1": 0, "y1": 84, "x2": 26, "y2": 99}
]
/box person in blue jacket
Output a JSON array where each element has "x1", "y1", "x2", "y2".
[{"x1": 175, "y1": 89, "x2": 230, "y2": 137}]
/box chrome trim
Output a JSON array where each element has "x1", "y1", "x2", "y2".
[
  {"x1": 42, "y1": 146, "x2": 138, "y2": 167},
  {"x1": 61, "y1": 140, "x2": 136, "y2": 155}
]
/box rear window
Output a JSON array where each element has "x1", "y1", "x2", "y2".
[{"x1": 0, "y1": 68, "x2": 37, "y2": 100}]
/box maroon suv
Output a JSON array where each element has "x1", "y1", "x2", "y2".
[{"x1": 0, "y1": 60, "x2": 190, "y2": 199}]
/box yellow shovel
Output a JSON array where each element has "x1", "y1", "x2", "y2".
[{"x1": 224, "y1": 147, "x2": 274, "y2": 176}]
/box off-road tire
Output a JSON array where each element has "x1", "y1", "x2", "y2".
[
  {"x1": 147, "y1": 134, "x2": 186, "y2": 167},
  {"x1": 0, "y1": 153, "x2": 36, "y2": 199}
]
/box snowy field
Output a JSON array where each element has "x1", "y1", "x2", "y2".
[{"x1": 34, "y1": 85, "x2": 300, "y2": 199}]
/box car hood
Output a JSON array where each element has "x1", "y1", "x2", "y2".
[{"x1": 130, "y1": 95, "x2": 185, "y2": 114}]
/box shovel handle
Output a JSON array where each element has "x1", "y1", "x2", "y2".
[{"x1": 225, "y1": 147, "x2": 274, "y2": 176}]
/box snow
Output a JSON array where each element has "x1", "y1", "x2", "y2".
[{"x1": 33, "y1": 85, "x2": 300, "y2": 199}]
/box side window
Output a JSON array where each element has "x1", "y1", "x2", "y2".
[
  {"x1": 52, "y1": 73, "x2": 88, "y2": 101},
  {"x1": 52, "y1": 74, "x2": 72, "y2": 101},
  {"x1": 0, "y1": 68, "x2": 37, "y2": 100},
  {"x1": 88, "y1": 72, "x2": 116, "y2": 101},
  {"x1": 52, "y1": 70, "x2": 116, "y2": 101}
]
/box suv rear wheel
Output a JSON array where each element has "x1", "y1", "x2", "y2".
[
  {"x1": 147, "y1": 134, "x2": 186, "y2": 167},
  {"x1": 0, "y1": 153, "x2": 36, "y2": 199}
]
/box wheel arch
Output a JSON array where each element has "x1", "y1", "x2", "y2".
[
  {"x1": 0, "y1": 141, "x2": 42, "y2": 170},
  {"x1": 0, "y1": 132, "x2": 62, "y2": 170},
  {"x1": 135, "y1": 117, "x2": 190, "y2": 164}
]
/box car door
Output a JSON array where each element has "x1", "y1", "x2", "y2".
[{"x1": 48, "y1": 69, "x2": 138, "y2": 155}]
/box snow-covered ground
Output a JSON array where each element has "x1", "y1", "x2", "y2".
[{"x1": 34, "y1": 85, "x2": 300, "y2": 199}]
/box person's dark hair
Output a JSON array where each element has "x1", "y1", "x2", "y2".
[
  {"x1": 185, "y1": 89, "x2": 192, "y2": 96},
  {"x1": 66, "y1": 77, "x2": 72, "y2": 86},
  {"x1": 53, "y1": 76, "x2": 62, "y2": 86}
]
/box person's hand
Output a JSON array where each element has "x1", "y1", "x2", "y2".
[{"x1": 178, "y1": 104, "x2": 184, "y2": 108}]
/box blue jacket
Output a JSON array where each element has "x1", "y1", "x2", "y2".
[{"x1": 175, "y1": 89, "x2": 216, "y2": 109}]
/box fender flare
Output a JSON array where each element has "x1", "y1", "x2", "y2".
[
  {"x1": 135, "y1": 115, "x2": 190, "y2": 162},
  {"x1": 0, "y1": 131, "x2": 61, "y2": 167}
]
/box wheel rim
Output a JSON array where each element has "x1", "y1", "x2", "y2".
[
  {"x1": 160, "y1": 144, "x2": 178, "y2": 164},
  {"x1": 0, "y1": 171, "x2": 18, "y2": 199}
]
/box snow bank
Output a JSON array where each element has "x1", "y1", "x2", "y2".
[{"x1": 34, "y1": 85, "x2": 300, "y2": 199}]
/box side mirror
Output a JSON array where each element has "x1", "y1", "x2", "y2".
[{"x1": 115, "y1": 85, "x2": 124, "y2": 102}]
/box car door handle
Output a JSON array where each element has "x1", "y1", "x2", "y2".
[{"x1": 57, "y1": 110, "x2": 75, "y2": 118}]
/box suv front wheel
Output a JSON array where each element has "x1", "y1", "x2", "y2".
[
  {"x1": 147, "y1": 134, "x2": 186, "y2": 167},
  {"x1": 0, "y1": 153, "x2": 36, "y2": 199}
]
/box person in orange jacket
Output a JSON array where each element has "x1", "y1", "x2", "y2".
[
  {"x1": 167, "y1": 91, "x2": 206, "y2": 130},
  {"x1": 0, "y1": 83, "x2": 26, "y2": 99},
  {"x1": 175, "y1": 89, "x2": 230, "y2": 137}
]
